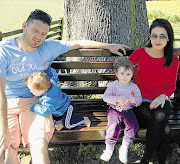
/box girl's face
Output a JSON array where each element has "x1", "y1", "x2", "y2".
[
  {"x1": 116, "y1": 66, "x2": 133, "y2": 86},
  {"x1": 150, "y1": 26, "x2": 169, "y2": 50}
]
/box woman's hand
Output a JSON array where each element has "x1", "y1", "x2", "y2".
[{"x1": 149, "y1": 94, "x2": 168, "y2": 110}]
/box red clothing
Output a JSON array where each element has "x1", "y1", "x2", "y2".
[{"x1": 129, "y1": 48, "x2": 179, "y2": 99}]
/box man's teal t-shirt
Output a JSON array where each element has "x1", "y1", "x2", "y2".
[{"x1": 0, "y1": 38, "x2": 70, "y2": 98}]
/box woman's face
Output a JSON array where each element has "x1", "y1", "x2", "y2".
[{"x1": 150, "y1": 26, "x2": 169, "y2": 50}]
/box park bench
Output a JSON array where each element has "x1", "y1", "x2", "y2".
[
  {"x1": 0, "y1": 18, "x2": 179, "y2": 146},
  {"x1": 49, "y1": 48, "x2": 180, "y2": 146}
]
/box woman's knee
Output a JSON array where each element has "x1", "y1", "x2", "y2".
[
  {"x1": 155, "y1": 101, "x2": 171, "y2": 122},
  {"x1": 155, "y1": 110, "x2": 165, "y2": 122}
]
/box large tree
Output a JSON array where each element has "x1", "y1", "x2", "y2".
[{"x1": 63, "y1": 0, "x2": 149, "y2": 48}]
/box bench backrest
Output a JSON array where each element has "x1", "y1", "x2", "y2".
[{"x1": 52, "y1": 48, "x2": 179, "y2": 107}]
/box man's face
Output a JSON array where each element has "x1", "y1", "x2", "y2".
[{"x1": 22, "y1": 19, "x2": 50, "y2": 50}]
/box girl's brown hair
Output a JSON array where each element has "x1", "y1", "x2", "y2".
[
  {"x1": 113, "y1": 58, "x2": 134, "y2": 73},
  {"x1": 25, "y1": 71, "x2": 51, "y2": 90}
]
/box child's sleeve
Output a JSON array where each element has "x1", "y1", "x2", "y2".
[
  {"x1": 45, "y1": 67, "x2": 59, "y2": 83},
  {"x1": 103, "y1": 82, "x2": 118, "y2": 105},
  {"x1": 30, "y1": 96, "x2": 56, "y2": 116},
  {"x1": 133, "y1": 84, "x2": 142, "y2": 106}
]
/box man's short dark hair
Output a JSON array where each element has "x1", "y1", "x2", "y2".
[{"x1": 26, "y1": 9, "x2": 52, "y2": 26}]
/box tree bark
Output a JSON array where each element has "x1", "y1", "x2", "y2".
[{"x1": 63, "y1": 0, "x2": 149, "y2": 48}]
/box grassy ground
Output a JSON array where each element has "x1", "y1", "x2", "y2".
[
  {"x1": 146, "y1": 1, "x2": 180, "y2": 22},
  {"x1": 0, "y1": 0, "x2": 64, "y2": 32},
  {"x1": 18, "y1": 142, "x2": 180, "y2": 164}
]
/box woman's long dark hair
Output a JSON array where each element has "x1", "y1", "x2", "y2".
[{"x1": 146, "y1": 18, "x2": 174, "y2": 67}]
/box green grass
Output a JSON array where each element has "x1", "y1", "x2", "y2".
[
  {"x1": 172, "y1": 23, "x2": 180, "y2": 47},
  {"x1": 146, "y1": 1, "x2": 180, "y2": 22},
  {"x1": 0, "y1": 0, "x2": 64, "y2": 32},
  {"x1": 18, "y1": 143, "x2": 180, "y2": 164}
]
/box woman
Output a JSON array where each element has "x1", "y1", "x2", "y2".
[{"x1": 129, "y1": 18, "x2": 179, "y2": 164}]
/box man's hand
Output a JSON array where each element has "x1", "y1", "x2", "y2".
[
  {"x1": 0, "y1": 77, "x2": 11, "y2": 163},
  {"x1": 0, "y1": 130, "x2": 12, "y2": 163},
  {"x1": 107, "y1": 44, "x2": 130, "y2": 56}
]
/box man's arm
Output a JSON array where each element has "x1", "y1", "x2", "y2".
[
  {"x1": 0, "y1": 77, "x2": 11, "y2": 163},
  {"x1": 68, "y1": 40, "x2": 130, "y2": 56}
]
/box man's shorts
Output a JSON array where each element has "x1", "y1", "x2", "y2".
[{"x1": 7, "y1": 97, "x2": 55, "y2": 149}]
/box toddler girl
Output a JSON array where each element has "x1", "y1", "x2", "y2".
[{"x1": 100, "y1": 58, "x2": 142, "y2": 163}]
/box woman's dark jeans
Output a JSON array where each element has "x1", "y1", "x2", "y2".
[{"x1": 133, "y1": 101, "x2": 171, "y2": 164}]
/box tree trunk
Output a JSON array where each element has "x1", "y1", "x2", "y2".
[{"x1": 63, "y1": 0, "x2": 149, "y2": 48}]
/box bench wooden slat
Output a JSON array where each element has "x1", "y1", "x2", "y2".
[
  {"x1": 50, "y1": 130, "x2": 106, "y2": 145},
  {"x1": 61, "y1": 87, "x2": 106, "y2": 94},
  {"x1": 169, "y1": 115, "x2": 180, "y2": 120},
  {"x1": 52, "y1": 61, "x2": 114, "y2": 69},
  {"x1": 49, "y1": 26, "x2": 62, "y2": 32},
  {"x1": 47, "y1": 32, "x2": 62, "y2": 39},
  {"x1": 60, "y1": 49, "x2": 112, "y2": 57},
  {"x1": 170, "y1": 109, "x2": 180, "y2": 115},
  {"x1": 50, "y1": 128, "x2": 147, "y2": 145},
  {"x1": 58, "y1": 73, "x2": 115, "y2": 81}
]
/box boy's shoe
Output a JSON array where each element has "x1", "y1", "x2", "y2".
[
  {"x1": 119, "y1": 145, "x2": 128, "y2": 164},
  {"x1": 100, "y1": 150, "x2": 113, "y2": 161},
  {"x1": 84, "y1": 117, "x2": 91, "y2": 127}
]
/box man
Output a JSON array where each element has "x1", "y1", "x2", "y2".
[{"x1": 0, "y1": 9, "x2": 129, "y2": 164}]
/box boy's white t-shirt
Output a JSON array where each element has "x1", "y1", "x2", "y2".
[{"x1": 0, "y1": 38, "x2": 70, "y2": 98}]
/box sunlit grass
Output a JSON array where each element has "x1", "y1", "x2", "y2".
[
  {"x1": 0, "y1": 0, "x2": 64, "y2": 32},
  {"x1": 146, "y1": 1, "x2": 180, "y2": 22}
]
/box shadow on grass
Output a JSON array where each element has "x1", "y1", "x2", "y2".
[{"x1": 18, "y1": 142, "x2": 180, "y2": 164}]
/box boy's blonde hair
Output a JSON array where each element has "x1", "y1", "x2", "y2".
[{"x1": 25, "y1": 71, "x2": 51, "y2": 90}]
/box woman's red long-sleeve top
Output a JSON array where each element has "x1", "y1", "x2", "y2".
[{"x1": 129, "y1": 48, "x2": 179, "y2": 99}]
